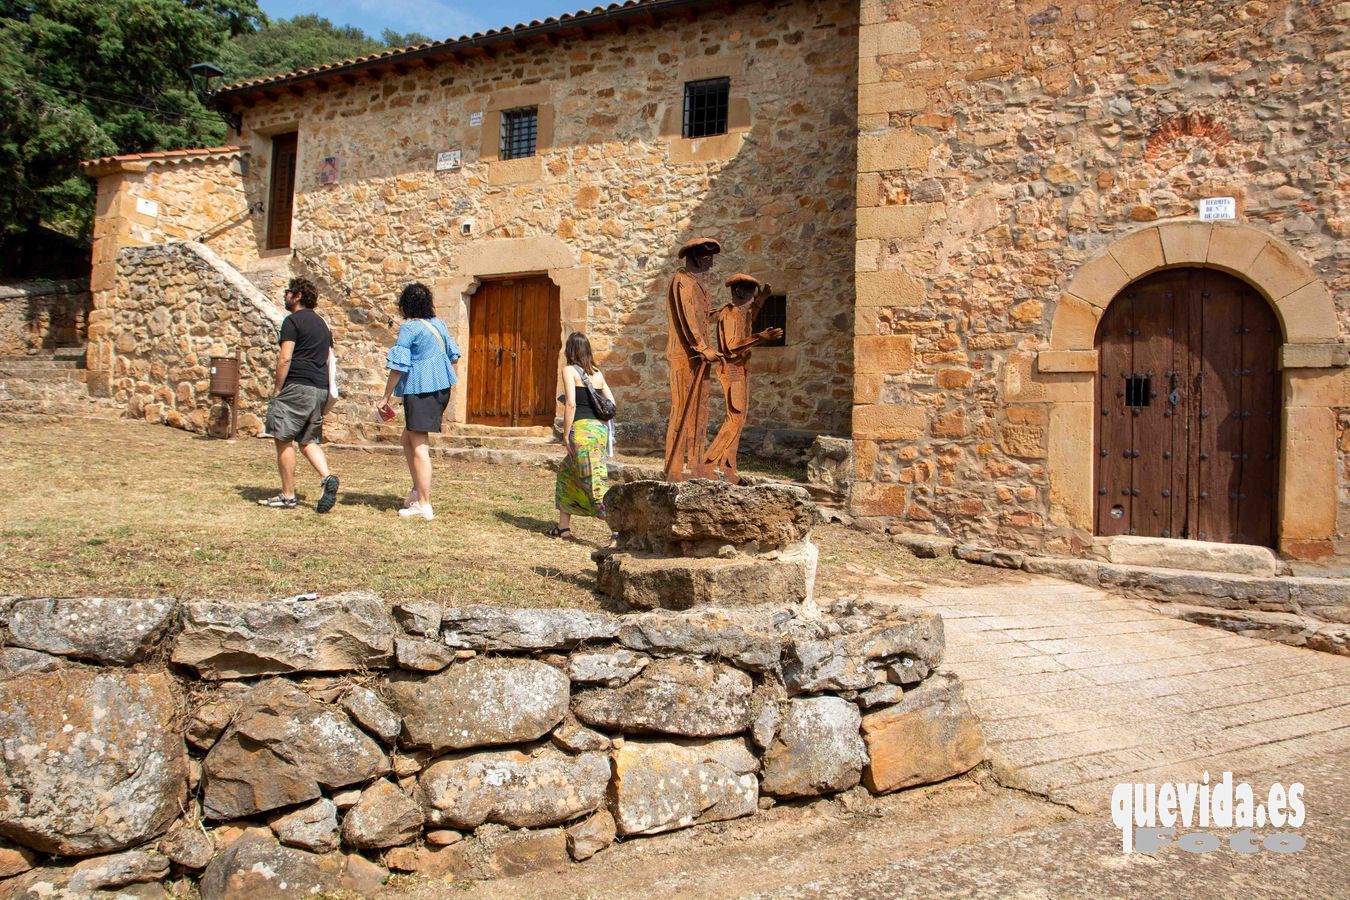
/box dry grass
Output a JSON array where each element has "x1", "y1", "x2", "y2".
[{"x1": 0, "y1": 418, "x2": 984, "y2": 607}]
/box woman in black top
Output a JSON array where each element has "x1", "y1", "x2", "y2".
[{"x1": 548, "y1": 332, "x2": 616, "y2": 543}]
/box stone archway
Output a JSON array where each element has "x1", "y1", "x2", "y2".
[{"x1": 1039, "y1": 222, "x2": 1343, "y2": 559}]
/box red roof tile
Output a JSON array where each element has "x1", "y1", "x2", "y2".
[
  {"x1": 215, "y1": 0, "x2": 721, "y2": 100},
  {"x1": 81, "y1": 146, "x2": 242, "y2": 173}
]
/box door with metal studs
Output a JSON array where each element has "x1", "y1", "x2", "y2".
[{"x1": 1094, "y1": 268, "x2": 1280, "y2": 547}]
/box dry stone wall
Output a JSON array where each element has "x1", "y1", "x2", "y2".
[
  {"x1": 0, "y1": 281, "x2": 91, "y2": 356},
  {"x1": 850, "y1": 0, "x2": 1349, "y2": 552},
  {"x1": 0, "y1": 591, "x2": 986, "y2": 896}
]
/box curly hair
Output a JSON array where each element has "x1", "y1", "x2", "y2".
[
  {"x1": 398, "y1": 282, "x2": 435, "y2": 320},
  {"x1": 287, "y1": 277, "x2": 319, "y2": 309}
]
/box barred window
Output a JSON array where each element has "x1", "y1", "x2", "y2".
[
  {"x1": 753, "y1": 294, "x2": 787, "y2": 347},
  {"x1": 683, "y1": 77, "x2": 730, "y2": 139},
  {"x1": 500, "y1": 107, "x2": 538, "y2": 160}
]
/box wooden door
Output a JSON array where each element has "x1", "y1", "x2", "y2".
[
  {"x1": 467, "y1": 276, "x2": 560, "y2": 426},
  {"x1": 1095, "y1": 269, "x2": 1279, "y2": 547},
  {"x1": 266, "y1": 132, "x2": 298, "y2": 250}
]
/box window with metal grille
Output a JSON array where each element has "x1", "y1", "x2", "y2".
[
  {"x1": 683, "y1": 78, "x2": 730, "y2": 139},
  {"x1": 753, "y1": 294, "x2": 787, "y2": 346},
  {"x1": 1125, "y1": 376, "x2": 1151, "y2": 407},
  {"x1": 500, "y1": 107, "x2": 538, "y2": 160}
]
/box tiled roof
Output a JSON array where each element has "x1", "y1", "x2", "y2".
[
  {"x1": 216, "y1": 0, "x2": 725, "y2": 100},
  {"x1": 81, "y1": 146, "x2": 242, "y2": 175}
]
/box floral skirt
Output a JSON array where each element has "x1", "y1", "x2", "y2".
[{"x1": 555, "y1": 419, "x2": 611, "y2": 518}]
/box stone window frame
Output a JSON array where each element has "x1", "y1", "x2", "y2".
[
  {"x1": 1036, "y1": 221, "x2": 1344, "y2": 560},
  {"x1": 660, "y1": 56, "x2": 752, "y2": 164},
  {"x1": 476, "y1": 84, "x2": 554, "y2": 186}
]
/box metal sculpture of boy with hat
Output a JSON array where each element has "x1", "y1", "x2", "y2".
[
  {"x1": 664, "y1": 236, "x2": 722, "y2": 481},
  {"x1": 703, "y1": 273, "x2": 782, "y2": 484}
]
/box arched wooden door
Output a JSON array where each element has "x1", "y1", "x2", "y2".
[{"x1": 1095, "y1": 269, "x2": 1280, "y2": 547}]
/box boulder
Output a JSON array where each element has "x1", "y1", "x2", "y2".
[
  {"x1": 478, "y1": 827, "x2": 569, "y2": 879},
  {"x1": 0, "y1": 670, "x2": 186, "y2": 855},
  {"x1": 0, "y1": 647, "x2": 62, "y2": 678},
  {"x1": 160, "y1": 821, "x2": 215, "y2": 870},
  {"x1": 392, "y1": 601, "x2": 442, "y2": 637},
  {"x1": 605, "y1": 480, "x2": 815, "y2": 552},
  {"x1": 573, "y1": 658, "x2": 753, "y2": 736},
  {"x1": 760, "y1": 697, "x2": 867, "y2": 798},
  {"x1": 62, "y1": 849, "x2": 170, "y2": 893},
  {"x1": 567, "y1": 648, "x2": 650, "y2": 686},
  {"x1": 861, "y1": 675, "x2": 987, "y2": 794},
  {"x1": 387, "y1": 658, "x2": 570, "y2": 752},
  {"x1": 172, "y1": 591, "x2": 395, "y2": 679},
  {"x1": 198, "y1": 829, "x2": 386, "y2": 900},
  {"x1": 268, "y1": 799, "x2": 339, "y2": 853},
  {"x1": 597, "y1": 549, "x2": 813, "y2": 611},
  {"x1": 5, "y1": 597, "x2": 177, "y2": 665},
  {"x1": 340, "y1": 779, "x2": 424, "y2": 849},
  {"x1": 418, "y1": 745, "x2": 609, "y2": 829},
  {"x1": 781, "y1": 606, "x2": 944, "y2": 694},
  {"x1": 185, "y1": 684, "x2": 250, "y2": 752},
  {"x1": 610, "y1": 737, "x2": 759, "y2": 836},
  {"x1": 565, "y1": 810, "x2": 616, "y2": 861},
  {"x1": 441, "y1": 605, "x2": 619, "y2": 650},
  {"x1": 395, "y1": 636, "x2": 456, "y2": 672},
  {"x1": 341, "y1": 686, "x2": 402, "y2": 743},
  {"x1": 384, "y1": 842, "x2": 470, "y2": 877},
  {"x1": 616, "y1": 607, "x2": 786, "y2": 672},
  {"x1": 202, "y1": 680, "x2": 389, "y2": 819}
]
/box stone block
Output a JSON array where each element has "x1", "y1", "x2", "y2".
[
  {"x1": 5, "y1": 596, "x2": 177, "y2": 665},
  {"x1": 1276, "y1": 281, "x2": 1338, "y2": 344},
  {"x1": 1048, "y1": 293, "x2": 1101, "y2": 350},
  {"x1": 605, "y1": 480, "x2": 815, "y2": 553},
  {"x1": 856, "y1": 174, "x2": 882, "y2": 208},
  {"x1": 1065, "y1": 253, "x2": 1130, "y2": 308},
  {"x1": 1280, "y1": 406, "x2": 1337, "y2": 540},
  {"x1": 855, "y1": 334, "x2": 916, "y2": 375},
  {"x1": 418, "y1": 745, "x2": 609, "y2": 829},
  {"x1": 891, "y1": 533, "x2": 956, "y2": 558},
  {"x1": 615, "y1": 607, "x2": 784, "y2": 672},
  {"x1": 340, "y1": 779, "x2": 424, "y2": 849},
  {"x1": 1037, "y1": 349, "x2": 1096, "y2": 373},
  {"x1": 0, "y1": 670, "x2": 186, "y2": 855},
  {"x1": 609, "y1": 737, "x2": 759, "y2": 837},
  {"x1": 760, "y1": 697, "x2": 867, "y2": 798},
  {"x1": 1291, "y1": 579, "x2": 1350, "y2": 624},
  {"x1": 859, "y1": 20, "x2": 922, "y2": 56},
  {"x1": 1246, "y1": 240, "x2": 1316, "y2": 301},
  {"x1": 1280, "y1": 343, "x2": 1350, "y2": 369},
  {"x1": 386, "y1": 657, "x2": 570, "y2": 753},
  {"x1": 857, "y1": 204, "x2": 929, "y2": 239},
  {"x1": 1094, "y1": 535, "x2": 1279, "y2": 576},
  {"x1": 858, "y1": 81, "x2": 927, "y2": 115},
  {"x1": 1159, "y1": 221, "x2": 1212, "y2": 265},
  {"x1": 1206, "y1": 223, "x2": 1267, "y2": 272},
  {"x1": 198, "y1": 829, "x2": 386, "y2": 900},
  {"x1": 597, "y1": 546, "x2": 814, "y2": 611},
  {"x1": 856, "y1": 270, "x2": 925, "y2": 308},
  {"x1": 573, "y1": 658, "x2": 753, "y2": 737},
  {"x1": 1106, "y1": 226, "x2": 1164, "y2": 278},
  {"x1": 566, "y1": 811, "x2": 616, "y2": 861},
  {"x1": 268, "y1": 799, "x2": 339, "y2": 853},
  {"x1": 479, "y1": 828, "x2": 570, "y2": 879},
  {"x1": 439, "y1": 605, "x2": 619, "y2": 651},
  {"x1": 861, "y1": 675, "x2": 987, "y2": 794},
  {"x1": 172, "y1": 591, "x2": 395, "y2": 679},
  {"x1": 781, "y1": 606, "x2": 943, "y2": 693}
]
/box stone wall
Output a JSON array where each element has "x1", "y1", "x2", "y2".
[
  {"x1": 230, "y1": 0, "x2": 858, "y2": 444},
  {"x1": 0, "y1": 280, "x2": 91, "y2": 355},
  {"x1": 105, "y1": 242, "x2": 283, "y2": 433},
  {"x1": 849, "y1": 0, "x2": 1349, "y2": 557},
  {"x1": 0, "y1": 592, "x2": 985, "y2": 896}
]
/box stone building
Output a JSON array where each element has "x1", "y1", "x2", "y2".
[{"x1": 80, "y1": 0, "x2": 1348, "y2": 560}]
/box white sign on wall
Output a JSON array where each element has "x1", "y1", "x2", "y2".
[
  {"x1": 1199, "y1": 197, "x2": 1236, "y2": 221},
  {"x1": 435, "y1": 149, "x2": 462, "y2": 172},
  {"x1": 135, "y1": 197, "x2": 159, "y2": 218},
  {"x1": 469, "y1": 111, "x2": 484, "y2": 127}
]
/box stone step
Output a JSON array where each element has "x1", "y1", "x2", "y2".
[{"x1": 1090, "y1": 535, "x2": 1282, "y2": 577}]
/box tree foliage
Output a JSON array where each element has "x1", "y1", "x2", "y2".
[
  {"x1": 0, "y1": 0, "x2": 264, "y2": 240},
  {"x1": 216, "y1": 15, "x2": 431, "y2": 85}
]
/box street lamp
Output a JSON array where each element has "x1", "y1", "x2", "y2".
[{"x1": 189, "y1": 62, "x2": 242, "y2": 133}]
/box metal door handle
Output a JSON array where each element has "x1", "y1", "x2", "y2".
[{"x1": 496, "y1": 348, "x2": 503, "y2": 366}]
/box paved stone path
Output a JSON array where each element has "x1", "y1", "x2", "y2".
[{"x1": 866, "y1": 573, "x2": 1350, "y2": 812}]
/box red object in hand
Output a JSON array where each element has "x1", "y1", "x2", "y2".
[{"x1": 378, "y1": 403, "x2": 396, "y2": 423}]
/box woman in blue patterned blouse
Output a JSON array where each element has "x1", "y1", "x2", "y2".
[{"x1": 378, "y1": 282, "x2": 461, "y2": 521}]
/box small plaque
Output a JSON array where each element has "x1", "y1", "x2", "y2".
[
  {"x1": 319, "y1": 156, "x2": 339, "y2": 186},
  {"x1": 1199, "y1": 197, "x2": 1236, "y2": 221},
  {"x1": 469, "y1": 111, "x2": 484, "y2": 127},
  {"x1": 435, "y1": 149, "x2": 462, "y2": 172},
  {"x1": 588, "y1": 286, "x2": 603, "y2": 301},
  {"x1": 135, "y1": 197, "x2": 159, "y2": 218}
]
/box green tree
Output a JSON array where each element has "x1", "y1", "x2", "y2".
[
  {"x1": 0, "y1": 0, "x2": 263, "y2": 242},
  {"x1": 216, "y1": 16, "x2": 433, "y2": 86}
]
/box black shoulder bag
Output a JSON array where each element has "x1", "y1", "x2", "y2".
[{"x1": 577, "y1": 366, "x2": 616, "y2": 421}]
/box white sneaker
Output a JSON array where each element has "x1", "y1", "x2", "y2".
[{"x1": 399, "y1": 502, "x2": 434, "y2": 520}]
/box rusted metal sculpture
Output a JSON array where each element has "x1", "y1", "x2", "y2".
[
  {"x1": 704, "y1": 274, "x2": 782, "y2": 484},
  {"x1": 663, "y1": 236, "x2": 722, "y2": 481}
]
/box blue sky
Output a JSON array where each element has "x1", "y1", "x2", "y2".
[{"x1": 257, "y1": 0, "x2": 594, "y2": 41}]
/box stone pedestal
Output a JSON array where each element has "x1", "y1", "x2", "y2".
[{"x1": 597, "y1": 480, "x2": 819, "y2": 611}]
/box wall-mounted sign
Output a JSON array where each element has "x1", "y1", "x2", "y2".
[
  {"x1": 319, "y1": 156, "x2": 339, "y2": 186},
  {"x1": 1199, "y1": 197, "x2": 1236, "y2": 221},
  {"x1": 135, "y1": 197, "x2": 159, "y2": 218},
  {"x1": 469, "y1": 111, "x2": 484, "y2": 127},
  {"x1": 436, "y1": 149, "x2": 462, "y2": 172}
]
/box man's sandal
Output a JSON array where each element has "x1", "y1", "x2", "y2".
[
  {"x1": 545, "y1": 526, "x2": 572, "y2": 539},
  {"x1": 258, "y1": 495, "x2": 297, "y2": 509}
]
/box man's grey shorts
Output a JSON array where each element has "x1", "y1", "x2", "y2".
[{"x1": 265, "y1": 383, "x2": 328, "y2": 444}]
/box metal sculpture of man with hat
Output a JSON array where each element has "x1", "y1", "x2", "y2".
[
  {"x1": 704, "y1": 273, "x2": 782, "y2": 484},
  {"x1": 664, "y1": 236, "x2": 722, "y2": 481}
]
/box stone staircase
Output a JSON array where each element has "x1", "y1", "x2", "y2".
[{"x1": 0, "y1": 347, "x2": 123, "y2": 424}]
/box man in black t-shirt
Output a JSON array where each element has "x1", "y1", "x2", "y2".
[{"x1": 258, "y1": 278, "x2": 340, "y2": 512}]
